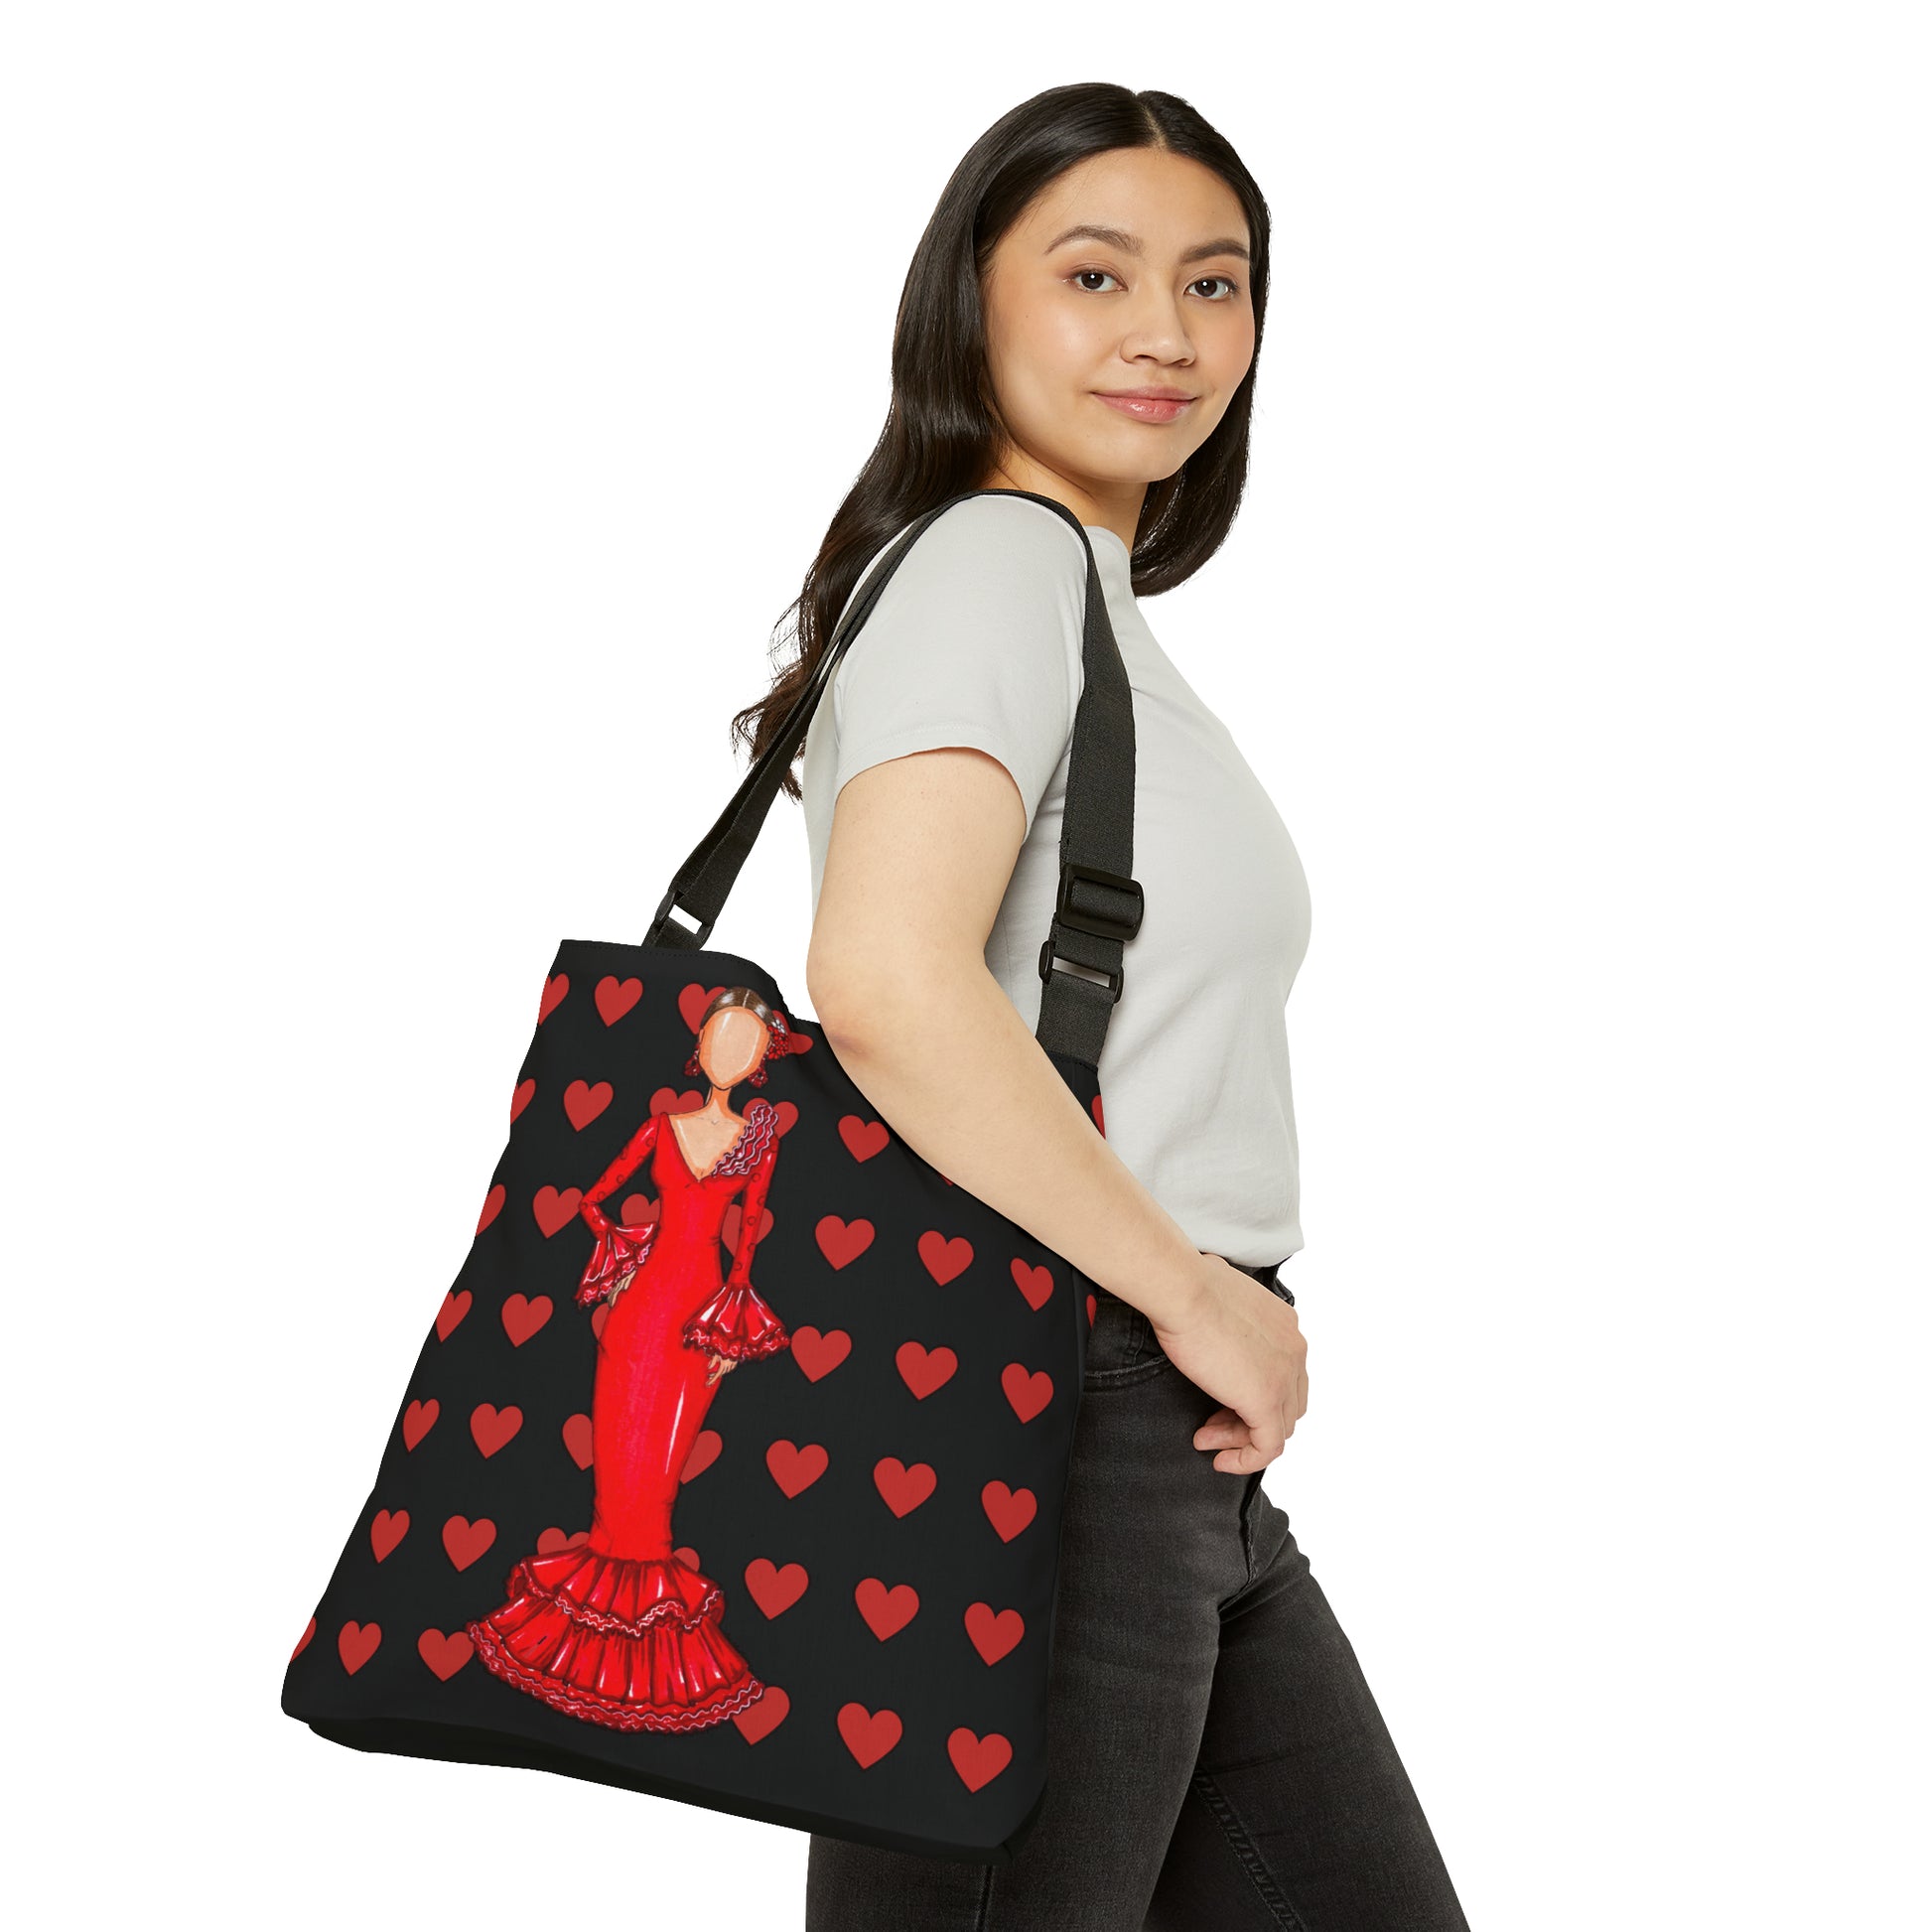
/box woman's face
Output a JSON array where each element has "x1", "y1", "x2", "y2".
[
  {"x1": 978, "y1": 146, "x2": 1256, "y2": 531},
  {"x1": 697, "y1": 1006, "x2": 769, "y2": 1089}
]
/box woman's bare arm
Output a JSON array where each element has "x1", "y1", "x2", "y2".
[{"x1": 806, "y1": 743, "x2": 1222, "y2": 1330}]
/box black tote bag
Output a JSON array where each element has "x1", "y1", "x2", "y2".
[{"x1": 280, "y1": 486, "x2": 1147, "y2": 1864}]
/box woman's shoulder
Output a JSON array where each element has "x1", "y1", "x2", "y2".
[{"x1": 900, "y1": 490, "x2": 1091, "y2": 581}]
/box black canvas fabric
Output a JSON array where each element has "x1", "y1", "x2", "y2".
[{"x1": 280, "y1": 488, "x2": 1146, "y2": 1864}]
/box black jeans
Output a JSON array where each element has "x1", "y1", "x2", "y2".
[{"x1": 804, "y1": 1256, "x2": 1471, "y2": 1930}]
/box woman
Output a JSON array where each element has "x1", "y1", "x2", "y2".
[
  {"x1": 465, "y1": 988, "x2": 807, "y2": 1731},
  {"x1": 736, "y1": 83, "x2": 1472, "y2": 1928}
]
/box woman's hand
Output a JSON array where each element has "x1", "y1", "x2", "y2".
[
  {"x1": 1151, "y1": 1254, "x2": 1310, "y2": 1473},
  {"x1": 704, "y1": 1351, "x2": 739, "y2": 1387}
]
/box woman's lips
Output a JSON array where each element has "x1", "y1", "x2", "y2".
[{"x1": 1093, "y1": 391, "x2": 1195, "y2": 424}]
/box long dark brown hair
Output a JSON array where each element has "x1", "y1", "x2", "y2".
[{"x1": 730, "y1": 81, "x2": 1272, "y2": 802}]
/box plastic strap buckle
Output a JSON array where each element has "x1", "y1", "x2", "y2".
[
  {"x1": 648, "y1": 884, "x2": 714, "y2": 949},
  {"x1": 1036, "y1": 861, "x2": 1144, "y2": 1003}
]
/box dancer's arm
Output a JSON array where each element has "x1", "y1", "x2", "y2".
[
  {"x1": 580, "y1": 1112, "x2": 661, "y2": 1235},
  {"x1": 726, "y1": 1134, "x2": 780, "y2": 1290}
]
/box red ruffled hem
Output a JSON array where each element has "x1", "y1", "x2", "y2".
[
  {"x1": 576, "y1": 1220, "x2": 659, "y2": 1308},
  {"x1": 682, "y1": 1279, "x2": 790, "y2": 1362},
  {"x1": 467, "y1": 1544, "x2": 766, "y2": 1733}
]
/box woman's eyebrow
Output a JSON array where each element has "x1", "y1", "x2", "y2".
[{"x1": 1043, "y1": 222, "x2": 1250, "y2": 264}]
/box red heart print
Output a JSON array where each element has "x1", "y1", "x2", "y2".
[
  {"x1": 1092, "y1": 1092, "x2": 1105, "y2": 1136},
  {"x1": 873, "y1": 1457, "x2": 937, "y2": 1517},
  {"x1": 369, "y1": 1509, "x2": 409, "y2": 1562},
  {"x1": 1011, "y1": 1259, "x2": 1054, "y2": 1311},
  {"x1": 538, "y1": 973, "x2": 570, "y2": 1024},
  {"x1": 788, "y1": 1326, "x2": 851, "y2": 1381},
  {"x1": 475, "y1": 1184, "x2": 505, "y2": 1236},
  {"x1": 510, "y1": 1078, "x2": 536, "y2": 1123},
  {"x1": 854, "y1": 1579, "x2": 920, "y2": 1641},
  {"x1": 918, "y1": 1230, "x2": 973, "y2": 1286},
  {"x1": 1086, "y1": 1293, "x2": 1097, "y2": 1327},
  {"x1": 531, "y1": 1186, "x2": 583, "y2": 1238},
  {"x1": 596, "y1": 976, "x2": 643, "y2": 1026},
  {"x1": 470, "y1": 1404, "x2": 523, "y2": 1457},
  {"x1": 964, "y1": 1602, "x2": 1025, "y2": 1665},
  {"x1": 948, "y1": 1726, "x2": 1013, "y2": 1792},
  {"x1": 417, "y1": 1628, "x2": 474, "y2": 1681},
  {"x1": 441, "y1": 1515, "x2": 496, "y2": 1572},
  {"x1": 291, "y1": 1615, "x2": 316, "y2": 1661},
  {"x1": 561, "y1": 1413, "x2": 594, "y2": 1469},
  {"x1": 590, "y1": 1302, "x2": 610, "y2": 1341},
  {"x1": 678, "y1": 982, "x2": 727, "y2": 1033},
  {"x1": 733, "y1": 1684, "x2": 790, "y2": 1744},
  {"x1": 836, "y1": 1703, "x2": 903, "y2": 1770},
  {"x1": 536, "y1": 1526, "x2": 591, "y2": 1555},
  {"x1": 338, "y1": 1621, "x2": 381, "y2": 1674},
  {"x1": 744, "y1": 1558, "x2": 810, "y2": 1618},
  {"x1": 838, "y1": 1117, "x2": 890, "y2": 1162},
  {"x1": 1001, "y1": 1363, "x2": 1053, "y2": 1424},
  {"x1": 500, "y1": 1294, "x2": 552, "y2": 1346},
  {"x1": 770, "y1": 1100, "x2": 799, "y2": 1135},
  {"x1": 682, "y1": 1429, "x2": 723, "y2": 1482},
  {"x1": 675, "y1": 1544, "x2": 702, "y2": 1569},
  {"x1": 435, "y1": 1289, "x2": 472, "y2": 1341},
  {"x1": 620, "y1": 1195, "x2": 659, "y2": 1228},
  {"x1": 765, "y1": 1440, "x2": 829, "y2": 1497},
  {"x1": 816, "y1": 1217, "x2": 875, "y2": 1269},
  {"x1": 563, "y1": 1079, "x2": 613, "y2": 1129},
  {"x1": 402, "y1": 1399, "x2": 439, "y2": 1449},
  {"x1": 896, "y1": 1341, "x2": 958, "y2": 1399},
  {"x1": 651, "y1": 1086, "x2": 707, "y2": 1117},
  {"x1": 722, "y1": 1200, "x2": 773, "y2": 1259},
  {"x1": 981, "y1": 1480, "x2": 1036, "y2": 1542}
]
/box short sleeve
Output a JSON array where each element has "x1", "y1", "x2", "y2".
[{"x1": 829, "y1": 494, "x2": 1090, "y2": 841}]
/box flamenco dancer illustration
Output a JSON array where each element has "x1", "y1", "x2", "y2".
[{"x1": 467, "y1": 986, "x2": 809, "y2": 1732}]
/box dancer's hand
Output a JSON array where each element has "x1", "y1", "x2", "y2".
[
  {"x1": 1150, "y1": 1254, "x2": 1309, "y2": 1474},
  {"x1": 705, "y1": 1352, "x2": 739, "y2": 1387}
]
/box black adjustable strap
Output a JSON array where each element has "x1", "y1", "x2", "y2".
[{"x1": 643, "y1": 486, "x2": 1143, "y2": 1072}]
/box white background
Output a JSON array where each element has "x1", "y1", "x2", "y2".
[{"x1": 7, "y1": 4, "x2": 1926, "y2": 1926}]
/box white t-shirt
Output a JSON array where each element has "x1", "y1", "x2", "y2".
[{"x1": 798, "y1": 491, "x2": 1311, "y2": 1267}]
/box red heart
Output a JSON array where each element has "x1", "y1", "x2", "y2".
[
  {"x1": 510, "y1": 1078, "x2": 537, "y2": 1123},
  {"x1": 434, "y1": 1290, "x2": 471, "y2": 1341},
  {"x1": 744, "y1": 1558, "x2": 809, "y2": 1618},
  {"x1": 417, "y1": 1628, "x2": 473, "y2": 1681},
  {"x1": 683, "y1": 1429, "x2": 723, "y2": 1481},
  {"x1": 981, "y1": 1480, "x2": 1036, "y2": 1542},
  {"x1": 854, "y1": 1578, "x2": 920, "y2": 1641},
  {"x1": 722, "y1": 1199, "x2": 773, "y2": 1258},
  {"x1": 947, "y1": 1726, "x2": 1013, "y2": 1792},
  {"x1": 765, "y1": 1440, "x2": 829, "y2": 1498},
  {"x1": 964, "y1": 1602, "x2": 1025, "y2": 1665},
  {"x1": 369, "y1": 1509, "x2": 409, "y2": 1562},
  {"x1": 563, "y1": 1079, "x2": 614, "y2": 1129},
  {"x1": 596, "y1": 976, "x2": 643, "y2": 1026},
  {"x1": 816, "y1": 1216, "x2": 875, "y2": 1270},
  {"x1": 538, "y1": 972, "x2": 570, "y2": 1024},
  {"x1": 402, "y1": 1399, "x2": 439, "y2": 1449},
  {"x1": 1086, "y1": 1293, "x2": 1097, "y2": 1327},
  {"x1": 590, "y1": 1302, "x2": 610, "y2": 1341},
  {"x1": 918, "y1": 1230, "x2": 974, "y2": 1286},
  {"x1": 788, "y1": 1326, "x2": 851, "y2": 1381},
  {"x1": 837, "y1": 1703, "x2": 903, "y2": 1770},
  {"x1": 770, "y1": 1100, "x2": 799, "y2": 1135},
  {"x1": 733, "y1": 1684, "x2": 789, "y2": 1744},
  {"x1": 1001, "y1": 1363, "x2": 1053, "y2": 1424},
  {"x1": 500, "y1": 1294, "x2": 552, "y2": 1346},
  {"x1": 536, "y1": 1526, "x2": 591, "y2": 1555},
  {"x1": 441, "y1": 1515, "x2": 496, "y2": 1572},
  {"x1": 678, "y1": 982, "x2": 727, "y2": 1033},
  {"x1": 338, "y1": 1621, "x2": 381, "y2": 1674},
  {"x1": 651, "y1": 1086, "x2": 707, "y2": 1117},
  {"x1": 838, "y1": 1116, "x2": 890, "y2": 1162},
  {"x1": 561, "y1": 1412, "x2": 593, "y2": 1469},
  {"x1": 896, "y1": 1341, "x2": 957, "y2": 1399},
  {"x1": 620, "y1": 1194, "x2": 659, "y2": 1228},
  {"x1": 675, "y1": 1544, "x2": 702, "y2": 1569},
  {"x1": 1092, "y1": 1092, "x2": 1106, "y2": 1136},
  {"x1": 291, "y1": 1615, "x2": 316, "y2": 1661},
  {"x1": 531, "y1": 1186, "x2": 583, "y2": 1238},
  {"x1": 470, "y1": 1403, "x2": 523, "y2": 1457},
  {"x1": 873, "y1": 1457, "x2": 937, "y2": 1518},
  {"x1": 475, "y1": 1184, "x2": 505, "y2": 1236},
  {"x1": 1011, "y1": 1259, "x2": 1054, "y2": 1311}
]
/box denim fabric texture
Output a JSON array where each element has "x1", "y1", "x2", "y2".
[{"x1": 804, "y1": 1255, "x2": 1471, "y2": 1931}]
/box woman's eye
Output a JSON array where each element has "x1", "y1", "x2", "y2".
[
  {"x1": 1072, "y1": 268, "x2": 1123, "y2": 293},
  {"x1": 1191, "y1": 275, "x2": 1239, "y2": 301}
]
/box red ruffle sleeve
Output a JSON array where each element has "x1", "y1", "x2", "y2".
[{"x1": 682, "y1": 1127, "x2": 788, "y2": 1360}]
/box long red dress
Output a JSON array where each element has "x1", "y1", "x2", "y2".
[{"x1": 467, "y1": 1096, "x2": 789, "y2": 1731}]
